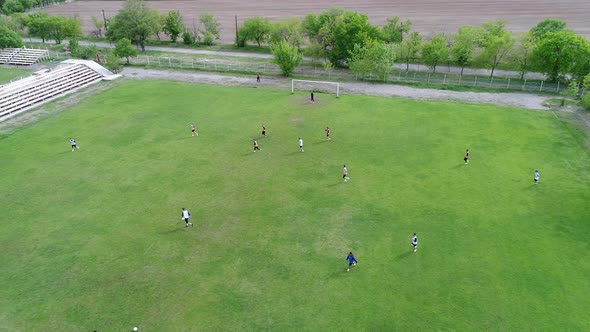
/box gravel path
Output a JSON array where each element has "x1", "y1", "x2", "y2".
[{"x1": 122, "y1": 68, "x2": 549, "y2": 110}]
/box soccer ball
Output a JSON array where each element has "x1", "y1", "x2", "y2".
[{"x1": 133, "y1": 327, "x2": 138, "y2": 332}]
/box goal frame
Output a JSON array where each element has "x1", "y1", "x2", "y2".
[{"x1": 291, "y1": 79, "x2": 340, "y2": 97}]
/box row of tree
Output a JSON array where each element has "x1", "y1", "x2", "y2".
[
  {"x1": 1, "y1": 0, "x2": 589, "y2": 84},
  {"x1": 103, "y1": 1, "x2": 222, "y2": 51},
  {"x1": 0, "y1": 0, "x2": 66, "y2": 15},
  {"x1": 237, "y1": 10, "x2": 589, "y2": 83}
]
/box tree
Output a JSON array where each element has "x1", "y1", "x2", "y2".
[
  {"x1": 530, "y1": 18, "x2": 566, "y2": 40},
  {"x1": 398, "y1": 31, "x2": 422, "y2": 71},
  {"x1": 348, "y1": 39, "x2": 396, "y2": 80},
  {"x1": 451, "y1": 26, "x2": 482, "y2": 77},
  {"x1": 163, "y1": 10, "x2": 183, "y2": 43},
  {"x1": 478, "y1": 20, "x2": 514, "y2": 78},
  {"x1": 327, "y1": 10, "x2": 380, "y2": 66},
  {"x1": 512, "y1": 32, "x2": 535, "y2": 79},
  {"x1": 47, "y1": 16, "x2": 82, "y2": 44},
  {"x1": 106, "y1": 0, "x2": 161, "y2": 52},
  {"x1": 0, "y1": 25, "x2": 23, "y2": 48},
  {"x1": 27, "y1": 12, "x2": 51, "y2": 42},
  {"x1": 301, "y1": 8, "x2": 380, "y2": 66},
  {"x1": 2, "y1": 0, "x2": 24, "y2": 15},
  {"x1": 531, "y1": 30, "x2": 590, "y2": 81},
  {"x1": 113, "y1": 37, "x2": 138, "y2": 64},
  {"x1": 271, "y1": 40, "x2": 302, "y2": 76},
  {"x1": 422, "y1": 35, "x2": 449, "y2": 73},
  {"x1": 269, "y1": 17, "x2": 304, "y2": 48},
  {"x1": 199, "y1": 13, "x2": 220, "y2": 44},
  {"x1": 27, "y1": 14, "x2": 81, "y2": 44},
  {"x1": 382, "y1": 16, "x2": 411, "y2": 43},
  {"x1": 239, "y1": 17, "x2": 271, "y2": 46}
]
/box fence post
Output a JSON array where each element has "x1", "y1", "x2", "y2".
[
  {"x1": 489, "y1": 77, "x2": 493, "y2": 88},
  {"x1": 522, "y1": 79, "x2": 526, "y2": 90},
  {"x1": 427, "y1": 73, "x2": 430, "y2": 83},
  {"x1": 474, "y1": 76, "x2": 477, "y2": 87},
  {"x1": 191, "y1": 59, "x2": 194, "y2": 69},
  {"x1": 507, "y1": 78, "x2": 510, "y2": 89},
  {"x1": 459, "y1": 75, "x2": 462, "y2": 85},
  {"x1": 168, "y1": 58, "x2": 171, "y2": 67},
  {"x1": 539, "y1": 80, "x2": 544, "y2": 92},
  {"x1": 413, "y1": 72, "x2": 416, "y2": 81},
  {"x1": 443, "y1": 75, "x2": 446, "y2": 84},
  {"x1": 556, "y1": 81, "x2": 560, "y2": 93}
]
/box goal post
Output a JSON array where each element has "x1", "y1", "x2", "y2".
[{"x1": 291, "y1": 79, "x2": 340, "y2": 97}]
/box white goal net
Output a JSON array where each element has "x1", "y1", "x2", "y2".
[{"x1": 291, "y1": 79, "x2": 340, "y2": 97}]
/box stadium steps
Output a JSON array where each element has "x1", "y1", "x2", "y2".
[
  {"x1": 0, "y1": 47, "x2": 49, "y2": 65},
  {"x1": 0, "y1": 60, "x2": 121, "y2": 121}
]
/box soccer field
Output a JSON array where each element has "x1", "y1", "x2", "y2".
[{"x1": 1, "y1": 80, "x2": 589, "y2": 330}]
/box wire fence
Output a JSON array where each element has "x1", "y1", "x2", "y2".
[
  {"x1": 125, "y1": 54, "x2": 562, "y2": 94},
  {"x1": 35, "y1": 51, "x2": 565, "y2": 94}
]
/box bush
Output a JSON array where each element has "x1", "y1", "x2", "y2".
[
  {"x1": 77, "y1": 45, "x2": 98, "y2": 60},
  {"x1": 104, "y1": 51, "x2": 122, "y2": 73},
  {"x1": 68, "y1": 38, "x2": 79, "y2": 56},
  {"x1": 182, "y1": 31, "x2": 194, "y2": 45},
  {"x1": 582, "y1": 93, "x2": 590, "y2": 111},
  {"x1": 202, "y1": 31, "x2": 214, "y2": 46}
]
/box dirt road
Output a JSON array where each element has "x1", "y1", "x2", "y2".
[{"x1": 121, "y1": 67, "x2": 550, "y2": 110}]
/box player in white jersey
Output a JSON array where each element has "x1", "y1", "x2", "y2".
[
  {"x1": 299, "y1": 138, "x2": 304, "y2": 152},
  {"x1": 190, "y1": 124, "x2": 198, "y2": 136},
  {"x1": 70, "y1": 138, "x2": 79, "y2": 152},
  {"x1": 411, "y1": 233, "x2": 418, "y2": 252},
  {"x1": 534, "y1": 170, "x2": 540, "y2": 185},
  {"x1": 343, "y1": 165, "x2": 349, "y2": 182},
  {"x1": 181, "y1": 208, "x2": 193, "y2": 227}
]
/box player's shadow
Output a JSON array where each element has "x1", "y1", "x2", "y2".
[
  {"x1": 451, "y1": 164, "x2": 466, "y2": 169},
  {"x1": 395, "y1": 251, "x2": 412, "y2": 261},
  {"x1": 329, "y1": 269, "x2": 353, "y2": 279},
  {"x1": 160, "y1": 227, "x2": 185, "y2": 235},
  {"x1": 285, "y1": 151, "x2": 303, "y2": 156},
  {"x1": 58, "y1": 150, "x2": 74, "y2": 155}
]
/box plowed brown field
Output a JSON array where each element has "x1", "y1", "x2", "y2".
[{"x1": 44, "y1": 0, "x2": 590, "y2": 42}]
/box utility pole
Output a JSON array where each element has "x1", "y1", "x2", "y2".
[
  {"x1": 235, "y1": 15, "x2": 239, "y2": 46},
  {"x1": 102, "y1": 10, "x2": 108, "y2": 31}
]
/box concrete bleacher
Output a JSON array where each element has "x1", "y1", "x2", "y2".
[
  {"x1": 0, "y1": 47, "x2": 49, "y2": 65},
  {"x1": 0, "y1": 60, "x2": 121, "y2": 121}
]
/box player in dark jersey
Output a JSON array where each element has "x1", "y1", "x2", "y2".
[
  {"x1": 262, "y1": 125, "x2": 266, "y2": 138},
  {"x1": 464, "y1": 149, "x2": 469, "y2": 164},
  {"x1": 346, "y1": 252, "x2": 358, "y2": 272},
  {"x1": 325, "y1": 127, "x2": 331, "y2": 140}
]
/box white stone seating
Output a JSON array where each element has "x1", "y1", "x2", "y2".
[
  {"x1": 0, "y1": 47, "x2": 50, "y2": 65},
  {"x1": 0, "y1": 60, "x2": 116, "y2": 120}
]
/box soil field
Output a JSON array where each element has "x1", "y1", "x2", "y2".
[{"x1": 44, "y1": 0, "x2": 590, "y2": 43}]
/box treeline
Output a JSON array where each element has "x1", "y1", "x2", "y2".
[
  {"x1": 0, "y1": 0, "x2": 66, "y2": 15},
  {"x1": 236, "y1": 10, "x2": 589, "y2": 83},
  {"x1": 1, "y1": 0, "x2": 589, "y2": 91}
]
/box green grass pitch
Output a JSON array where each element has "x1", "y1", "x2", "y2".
[
  {"x1": 1, "y1": 80, "x2": 589, "y2": 330},
  {"x1": 0, "y1": 67, "x2": 31, "y2": 84}
]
